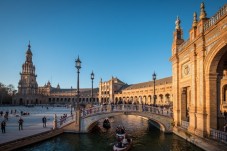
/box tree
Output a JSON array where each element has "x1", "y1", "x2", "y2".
[
  {"x1": 7, "y1": 84, "x2": 15, "y2": 96},
  {"x1": 0, "y1": 82, "x2": 15, "y2": 104}
]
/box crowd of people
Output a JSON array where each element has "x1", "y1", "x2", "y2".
[
  {"x1": 0, "y1": 106, "x2": 70, "y2": 134},
  {"x1": 59, "y1": 114, "x2": 68, "y2": 125}
]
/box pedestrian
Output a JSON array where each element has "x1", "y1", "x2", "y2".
[
  {"x1": 1, "y1": 120, "x2": 6, "y2": 133},
  {"x1": 18, "y1": 117, "x2": 24, "y2": 130},
  {"x1": 42, "y1": 116, "x2": 47, "y2": 128},
  {"x1": 224, "y1": 123, "x2": 227, "y2": 132},
  {"x1": 4, "y1": 113, "x2": 8, "y2": 121}
]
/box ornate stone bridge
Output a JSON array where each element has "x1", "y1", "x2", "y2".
[{"x1": 56, "y1": 105, "x2": 173, "y2": 133}]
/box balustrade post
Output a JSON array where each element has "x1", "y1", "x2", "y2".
[
  {"x1": 139, "y1": 104, "x2": 142, "y2": 112},
  {"x1": 107, "y1": 104, "x2": 111, "y2": 112},
  {"x1": 53, "y1": 114, "x2": 57, "y2": 130},
  {"x1": 76, "y1": 109, "x2": 81, "y2": 127}
]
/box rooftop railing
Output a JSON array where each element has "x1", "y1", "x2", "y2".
[
  {"x1": 178, "y1": 4, "x2": 227, "y2": 52},
  {"x1": 204, "y1": 4, "x2": 227, "y2": 31}
]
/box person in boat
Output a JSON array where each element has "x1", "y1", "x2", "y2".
[
  {"x1": 116, "y1": 127, "x2": 120, "y2": 134},
  {"x1": 104, "y1": 118, "x2": 109, "y2": 123},
  {"x1": 122, "y1": 137, "x2": 128, "y2": 145},
  {"x1": 117, "y1": 141, "x2": 123, "y2": 148},
  {"x1": 121, "y1": 127, "x2": 125, "y2": 134}
]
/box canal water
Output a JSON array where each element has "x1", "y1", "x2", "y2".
[{"x1": 19, "y1": 115, "x2": 203, "y2": 151}]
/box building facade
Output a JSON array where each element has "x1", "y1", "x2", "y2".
[
  {"x1": 170, "y1": 2, "x2": 227, "y2": 137},
  {"x1": 99, "y1": 77, "x2": 172, "y2": 106},
  {"x1": 14, "y1": 43, "x2": 173, "y2": 107},
  {"x1": 114, "y1": 77, "x2": 172, "y2": 106}
]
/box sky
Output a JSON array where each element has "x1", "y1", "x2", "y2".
[{"x1": 0, "y1": 0, "x2": 226, "y2": 90}]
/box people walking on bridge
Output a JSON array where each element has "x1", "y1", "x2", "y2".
[
  {"x1": 18, "y1": 117, "x2": 24, "y2": 130},
  {"x1": 42, "y1": 116, "x2": 47, "y2": 128},
  {"x1": 1, "y1": 120, "x2": 6, "y2": 133}
]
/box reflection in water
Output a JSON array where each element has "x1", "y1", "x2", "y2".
[{"x1": 19, "y1": 115, "x2": 204, "y2": 151}]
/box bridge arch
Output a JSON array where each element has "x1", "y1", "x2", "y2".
[{"x1": 80, "y1": 111, "x2": 172, "y2": 133}]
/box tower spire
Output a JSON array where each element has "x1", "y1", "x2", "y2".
[
  {"x1": 175, "y1": 16, "x2": 181, "y2": 30},
  {"x1": 26, "y1": 41, "x2": 32, "y2": 55},
  {"x1": 28, "y1": 40, "x2": 31, "y2": 50},
  {"x1": 199, "y1": 2, "x2": 207, "y2": 20},
  {"x1": 192, "y1": 12, "x2": 197, "y2": 27}
]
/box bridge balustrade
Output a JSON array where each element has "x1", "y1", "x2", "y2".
[
  {"x1": 81, "y1": 105, "x2": 108, "y2": 117},
  {"x1": 210, "y1": 128, "x2": 227, "y2": 144},
  {"x1": 56, "y1": 115, "x2": 74, "y2": 128},
  {"x1": 142, "y1": 105, "x2": 173, "y2": 117},
  {"x1": 80, "y1": 104, "x2": 173, "y2": 118},
  {"x1": 112, "y1": 104, "x2": 139, "y2": 111}
]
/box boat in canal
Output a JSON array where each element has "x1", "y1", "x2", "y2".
[
  {"x1": 115, "y1": 125, "x2": 126, "y2": 138},
  {"x1": 113, "y1": 125, "x2": 132, "y2": 151},
  {"x1": 113, "y1": 138, "x2": 132, "y2": 151},
  {"x1": 103, "y1": 118, "x2": 111, "y2": 129}
]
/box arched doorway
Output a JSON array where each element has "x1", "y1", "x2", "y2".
[{"x1": 206, "y1": 43, "x2": 227, "y2": 131}]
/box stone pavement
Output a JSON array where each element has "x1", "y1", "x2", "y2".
[{"x1": 0, "y1": 106, "x2": 71, "y2": 145}]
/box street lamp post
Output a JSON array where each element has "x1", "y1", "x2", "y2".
[
  {"x1": 75, "y1": 56, "x2": 81, "y2": 110},
  {"x1": 70, "y1": 86, "x2": 72, "y2": 114},
  {"x1": 152, "y1": 72, "x2": 157, "y2": 106},
  {"x1": 91, "y1": 71, "x2": 94, "y2": 106}
]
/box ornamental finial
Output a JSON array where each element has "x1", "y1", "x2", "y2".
[
  {"x1": 192, "y1": 12, "x2": 197, "y2": 27},
  {"x1": 175, "y1": 16, "x2": 181, "y2": 30},
  {"x1": 28, "y1": 40, "x2": 31, "y2": 50},
  {"x1": 200, "y1": 2, "x2": 207, "y2": 19}
]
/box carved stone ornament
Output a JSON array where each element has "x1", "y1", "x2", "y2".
[{"x1": 184, "y1": 65, "x2": 190, "y2": 75}]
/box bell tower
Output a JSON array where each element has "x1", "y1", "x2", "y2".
[{"x1": 18, "y1": 42, "x2": 38, "y2": 95}]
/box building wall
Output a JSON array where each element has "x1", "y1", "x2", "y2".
[
  {"x1": 114, "y1": 78, "x2": 172, "y2": 106},
  {"x1": 170, "y1": 3, "x2": 227, "y2": 137}
]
